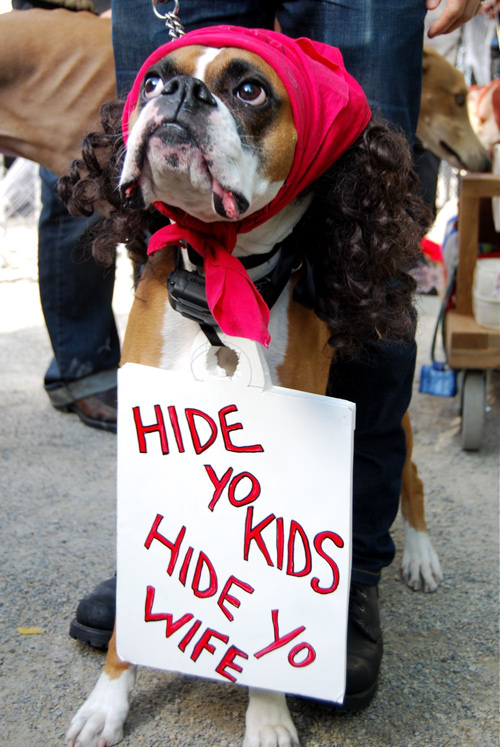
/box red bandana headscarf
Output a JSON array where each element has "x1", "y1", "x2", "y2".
[{"x1": 122, "y1": 26, "x2": 371, "y2": 347}]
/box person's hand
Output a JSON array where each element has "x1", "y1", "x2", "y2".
[{"x1": 426, "y1": 0, "x2": 484, "y2": 37}]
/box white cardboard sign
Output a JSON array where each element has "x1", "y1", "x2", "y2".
[{"x1": 116, "y1": 344, "x2": 354, "y2": 704}]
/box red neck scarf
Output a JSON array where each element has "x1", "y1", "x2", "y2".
[{"x1": 122, "y1": 26, "x2": 371, "y2": 347}]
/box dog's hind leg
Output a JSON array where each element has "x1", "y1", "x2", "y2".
[
  {"x1": 66, "y1": 629, "x2": 136, "y2": 747},
  {"x1": 243, "y1": 688, "x2": 299, "y2": 747},
  {"x1": 400, "y1": 411, "x2": 443, "y2": 592}
]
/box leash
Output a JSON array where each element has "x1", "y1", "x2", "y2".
[
  {"x1": 152, "y1": 0, "x2": 185, "y2": 39},
  {"x1": 152, "y1": 0, "x2": 219, "y2": 346}
]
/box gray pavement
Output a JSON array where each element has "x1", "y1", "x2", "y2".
[{"x1": 0, "y1": 223, "x2": 499, "y2": 746}]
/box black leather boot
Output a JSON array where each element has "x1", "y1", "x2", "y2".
[
  {"x1": 69, "y1": 575, "x2": 116, "y2": 649},
  {"x1": 342, "y1": 582, "x2": 383, "y2": 711}
]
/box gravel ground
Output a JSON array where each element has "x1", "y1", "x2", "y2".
[{"x1": 0, "y1": 218, "x2": 498, "y2": 747}]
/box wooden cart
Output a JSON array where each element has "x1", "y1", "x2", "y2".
[{"x1": 445, "y1": 173, "x2": 500, "y2": 450}]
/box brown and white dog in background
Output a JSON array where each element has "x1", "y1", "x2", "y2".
[{"x1": 53, "y1": 34, "x2": 444, "y2": 747}]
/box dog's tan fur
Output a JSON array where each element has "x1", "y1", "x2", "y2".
[
  {"x1": 0, "y1": 8, "x2": 115, "y2": 174},
  {"x1": 120, "y1": 252, "x2": 176, "y2": 369}
]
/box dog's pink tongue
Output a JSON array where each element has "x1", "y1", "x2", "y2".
[{"x1": 212, "y1": 177, "x2": 238, "y2": 220}]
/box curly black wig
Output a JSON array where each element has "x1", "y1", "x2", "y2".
[{"x1": 58, "y1": 99, "x2": 431, "y2": 358}]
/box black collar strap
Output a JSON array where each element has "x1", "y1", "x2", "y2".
[
  {"x1": 167, "y1": 239, "x2": 299, "y2": 346},
  {"x1": 186, "y1": 242, "x2": 283, "y2": 270}
]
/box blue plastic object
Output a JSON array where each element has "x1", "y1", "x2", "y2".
[{"x1": 419, "y1": 361, "x2": 457, "y2": 397}]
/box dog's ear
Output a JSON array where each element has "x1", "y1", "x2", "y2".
[
  {"x1": 57, "y1": 100, "x2": 125, "y2": 220},
  {"x1": 57, "y1": 100, "x2": 152, "y2": 268}
]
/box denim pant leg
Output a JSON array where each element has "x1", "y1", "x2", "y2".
[
  {"x1": 327, "y1": 342, "x2": 417, "y2": 585},
  {"x1": 38, "y1": 168, "x2": 120, "y2": 407}
]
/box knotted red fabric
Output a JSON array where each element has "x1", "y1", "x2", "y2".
[{"x1": 122, "y1": 26, "x2": 371, "y2": 347}]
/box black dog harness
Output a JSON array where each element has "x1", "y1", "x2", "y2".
[{"x1": 166, "y1": 238, "x2": 314, "y2": 346}]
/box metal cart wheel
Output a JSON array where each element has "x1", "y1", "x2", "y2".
[{"x1": 461, "y1": 370, "x2": 487, "y2": 451}]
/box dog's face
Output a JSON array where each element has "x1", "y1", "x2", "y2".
[
  {"x1": 120, "y1": 45, "x2": 298, "y2": 223},
  {"x1": 418, "y1": 46, "x2": 490, "y2": 172}
]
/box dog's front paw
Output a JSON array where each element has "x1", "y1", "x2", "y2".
[
  {"x1": 243, "y1": 688, "x2": 299, "y2": 747},
  {"x1": 66, "y1": 669, "x2": 136, "y2": 747},
  {"x1": 402, "y1": 523, "x2": 443, "y2": 593}
]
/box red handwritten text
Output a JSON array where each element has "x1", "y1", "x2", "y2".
[
  {"x1": 144, "y1": 513, "x2": 254, "y2": 619},
  {"x1": 132, "y1": 404, "x2": 264, "y2": 456},
  {"x1": 145, "y1": 585, "x2": 249, "y2": 682}
]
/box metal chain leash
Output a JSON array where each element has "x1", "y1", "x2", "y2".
[{"x1": 152, "y1": 0, "x2": 185, "y2": 39}]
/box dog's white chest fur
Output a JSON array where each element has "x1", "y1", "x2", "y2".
[
  {"x1": 159, "y1": 280, "x2": 290, "y2": 381},
  {"x1": 157, "y1": 198, "x2": 310, "y2": 379}
]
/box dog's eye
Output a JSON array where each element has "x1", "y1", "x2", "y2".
[
  {"x1": 455, "y1": 93, "x2": 466, "y2": 107},
  {"x1": 235, "y1": 81, "x2": 267, "y2": 106},
  {"x1": 144, "y1": 75, "x2": 164, "y2": 99}
]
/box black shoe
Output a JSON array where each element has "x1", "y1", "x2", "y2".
[
  {"x1": 69, "y1": 575, "x2": 116, "y2": 649},
  {"x1": 56, "y1": 387, "x2": 117, "y2": 433},
  {"x1": 341, "y1": 582, "x2": 383, "y2": 711}
]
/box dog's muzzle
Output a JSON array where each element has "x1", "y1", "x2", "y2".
[
  {"x1": 149, "y1": 75, "x2": 218, "y2": 140},
  {"x1": 121, "y1": 75, "x2": 250, "y2": 219}
]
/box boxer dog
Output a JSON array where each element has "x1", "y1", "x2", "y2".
[{"x1": 60, "y1": 27, "x2": 442, "y2": 747}]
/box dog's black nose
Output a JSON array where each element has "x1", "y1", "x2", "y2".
[{"x1": 162, "y1": 75, "x2": 217, "y2": 112}]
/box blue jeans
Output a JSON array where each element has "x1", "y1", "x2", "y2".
[
  {"x1": 38, "y1": 168, "x2": 120, "y2": 407},
  {"x1": 111, "y1": 0, "x2": 425, "y2": 584}
]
